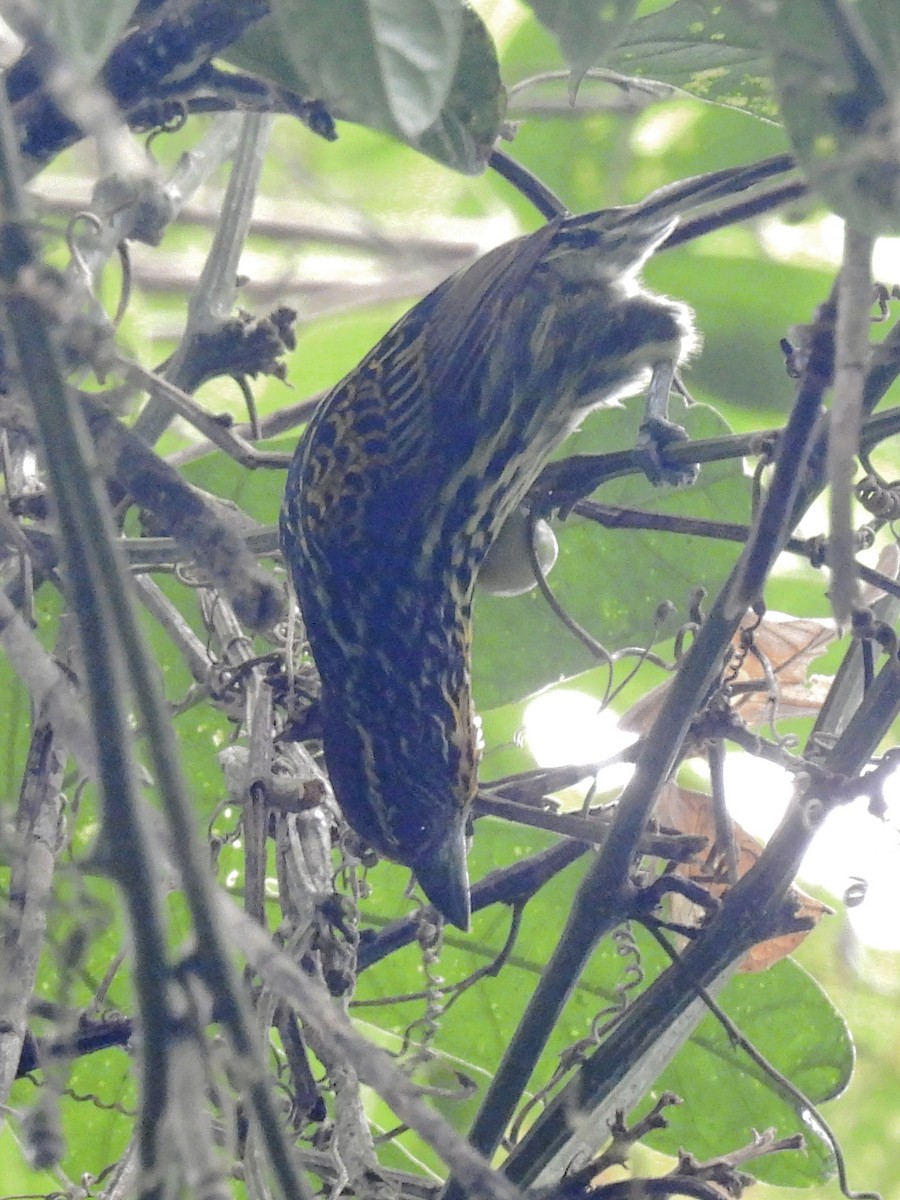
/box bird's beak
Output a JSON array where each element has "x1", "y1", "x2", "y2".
[{"x1": 415, "y1": 823, "x2": 471, "y2": 931}]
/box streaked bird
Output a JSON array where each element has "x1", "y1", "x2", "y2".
[{"x1": 280, "y1": 156, "x2": 793, "y2": 929}]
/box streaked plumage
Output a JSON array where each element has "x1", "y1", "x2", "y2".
[{"x1": 280, "y1": 159, "x2": 788, "y2": 929}]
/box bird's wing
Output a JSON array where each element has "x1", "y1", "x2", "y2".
[
  {"x1": 420, "y1": 219, "x2": 559, "y2": 429},
  {"x1": 299, "y1": 220, "x2": 560, "y2": 551}
]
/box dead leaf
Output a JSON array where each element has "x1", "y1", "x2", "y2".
[
  {"x1": 656, "y1": 781, "x2": 829, "y2": 971},
  {"x1": 731, "y1": 611, "x2": 836, "y2": 725},
  {"x1": 621, "y1": 610, "x2": 837, "y2": 736}
]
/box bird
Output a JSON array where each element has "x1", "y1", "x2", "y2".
[{"x1": 279, "y1": 156, "x2": 794, "y2": 931}]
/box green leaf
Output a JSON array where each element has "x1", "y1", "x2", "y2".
[
  {"x1": 37, "y1": 0, "x2": 138, "y2": 80},
  {"x1": 357, "y1": 835, "x2": 849, "y2": 1188},
  {"x1": 472, "y1": 399, "x2": 749, "y2": 709},
  {"x1": 605, "y1": 0, "x2": 778, "y2": 119},
  {"x1": 522, "y1": 0, "x2": 641, "y2": 89},
  {"x1": 743, "y1": 0, "x2": 900, "y2": 235},
  {"x1": 412, "y1": 4, "x2": 507, "y2": 172},
  {"x1": 354, "y1": 826, "x2": 660, "y2": 1164},
  {"x1": 648, "y1": 959, "x2": 855, "y2": 1186},
  {"x1": 644, "y1": 253, "x2": 832, "y2": 423},
  {"x1": 270, "y1": 0, "x2": 463, "y2": 140},
  {"x1": 225, "y1": 1, "x2": 505, "y2": 171}
]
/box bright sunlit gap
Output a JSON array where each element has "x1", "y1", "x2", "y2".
[
  {"x1": 522, "y1": 689, "x2": 636, "y2": 795},
  {"x1": 523, "y1": 688, "x2": 900, "y2": 952},
  {"x1": 761, "y1": 210, "x2": 900, "y2": 290}
]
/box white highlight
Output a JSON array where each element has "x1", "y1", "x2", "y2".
[
  {"x1": 522, "y1": 689, "x2": 635, "y2": 797},
  {"x1": 523, "y1": 689, "x2": 900, "y2": 950}
]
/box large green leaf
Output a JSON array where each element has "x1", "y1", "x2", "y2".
[
  {"x1": 742, "y1": 0, "x2": 900, "y2": 235},
  {"x1": 645, "y1": 253, "x2": 833, "y2": 422},
  {"x1": 413, "y1": 3, "x2": 507, "y2": 171},
  {"x1": 270, "y1": 0, "x2": 464, "y2": 140},
  {"x1": 354, "y1": 823, "x2": 646, "y2": 1169},
  {"x1": 511, "y1": 0, "x2": 778, "y2": 119},
  {"x1": 224, "y1": 1, "x2": 505, "y2": 171},
  {"x1": 356, "y1": 822, "x2": 850, "y2": 1186},
  {"x1": 472, "y1": 398, "x2": 749, "y2": 709},
  {"x1": 648, "y1": 960, "x2": 855, "y2": 1186},
  {"x1": 523, "y1": 0, "x2": 641, "y2": 88},
  {"x1": 606, "y1": 0, "x2": 777, "y2": 119}
]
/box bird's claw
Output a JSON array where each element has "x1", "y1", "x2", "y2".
[{"x1": 637, "y1": 416, "x2": 698, "y2": 487}]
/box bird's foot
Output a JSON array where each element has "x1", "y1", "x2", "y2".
[{"x1": 636, "y1": 416, "x2": 698, "y2": 487}]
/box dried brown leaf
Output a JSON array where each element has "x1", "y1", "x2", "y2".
[{"x1": 656, "y1": 782, "x2": 829, "y2": 971}]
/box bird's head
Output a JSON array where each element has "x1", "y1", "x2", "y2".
[{"x1": 320, "y1": 683, "x2": 475, "y2": 931}]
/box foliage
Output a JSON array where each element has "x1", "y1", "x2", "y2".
[{"x1": 0, "y1": 3, "x2": 899, "y2": 1200}]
